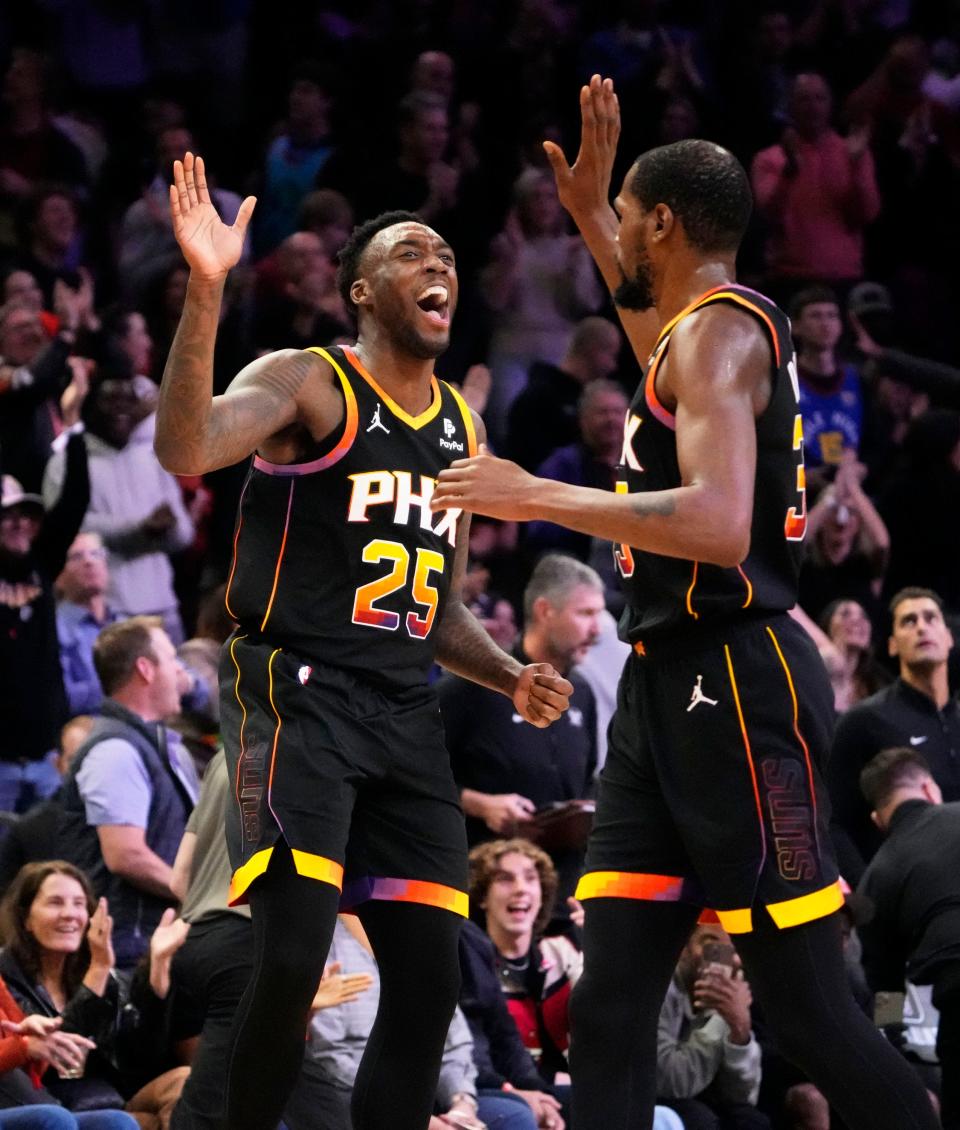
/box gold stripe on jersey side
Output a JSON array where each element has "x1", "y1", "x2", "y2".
[
  {"x1": 224, "y1": 476, "x2": 251, "y2": 621},
  {"x1": 259, "y1": 481, "x2": 295, "y2": 632},
  {"x1": 445, "y1": 382, "x2": 479, "y2": 456},
  {"x1": 737, "y1": 565, "x2": 754, "y2": 609},
  {"x1": 343, "y1": 345, "x2": 443, "y2": 430},
  {"x1": 765, "y1": 626, "x2": 822, "y2": 856},
  {"x1": 229, "y1": 633, "x2": 251, "y2": 817},
  {"x1": 685, "y1": 561, "x2": 700, "y2": 620},
  {"x1": 723, "y1": 645, "x2": 768, "y2": 870},
  {"x1": 265, "y1": 647, "x2": 283, "y2": 813}
]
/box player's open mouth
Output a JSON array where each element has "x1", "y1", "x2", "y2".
[{"x1": 416, "y1": 285, "x2": 450, "y2": 328}]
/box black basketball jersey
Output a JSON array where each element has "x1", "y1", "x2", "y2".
[
  {"x1": 225, "y1": 344, "x2": 477, "y2": 690},
  {"x1": 615, "y1": 284, "x2": 807, "y2": 645}
]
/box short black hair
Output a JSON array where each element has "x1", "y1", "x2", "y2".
[
  {"x1": 789, "y1": 285, "x2": 839, "y2": 322},
  {"x1": 336, "y1": 210, "x2": 423, "y2": 310},
  {"x1": 860, "y1": 747, "x2": 932, "y2": 810},
  {"x1": 629, "y1": 139, "x2": 752, "y2": 253},
  {"x1": 889, "y1": 586, "x2": 944, "y2": 622}
]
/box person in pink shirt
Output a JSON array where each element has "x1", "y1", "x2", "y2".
[{"x1": 751, "y1": 73, "x2": 881, "y2": 290}]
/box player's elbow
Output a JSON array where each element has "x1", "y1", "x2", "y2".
[
  {"x1": 154, "y1": 435, "x2": 206, "y2": 476},
  {"x1": 702, "y1": 526, "x2": 750, "y2": 569}
]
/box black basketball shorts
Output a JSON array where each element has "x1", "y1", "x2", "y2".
[
  {"x1": 220, "y1": 633, "x2": 468, "y2": 917},
  {"x1": 576, "y1": 614, "x2": 842, "y2": 933}
]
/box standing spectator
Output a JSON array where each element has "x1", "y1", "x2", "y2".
[
  {"x1": 505, "y1": 317, "x2": 623, "y2": 472},
  {"x1": 256, "y1": 63, "x2": 337, "y2": 255},
  {"x1": 0, "y1": 48, "x2": 89, "y2": 250},
  {"x1": 797, "y1": 458, "x2": 889, "y2": 625},
  {"x1": 0, "y1": 376, "x2": 89, "y2": 813},
  {"x1": 14, "y1": 189, "x2": 87, "y2": 309},
  {"x1": 789, "y1": 287, "x2": 864, "y2": 472},
  {"x1": 0, "y1": 286, "x2": 85, "y2": 492},
  {"x1": 828, "y1": 587, "x2": 960, "y2": 884},
  {"x1": 656, "y1": 924, "x2": 768, "y2": 1130},
  {"x1": 42, "y1": 374, "x2": 194, "y2": 644},
  {"x1": 97, "y1": 307, "x2": 158, "y2": 447},
  {"x1": 481, "y1": 169, "x2": 603, "y2": 443},
  {"x1": 56, "y1": 532, "x2": 117, "y2": 717},
  {"x1": 440, "y1": 556, "x2": 601, "y2": 905},
  {"x1": 525, "y1": 381, "x2": 628, "y2": 562},
  {"x1": 878, "y1": 410, "x2": 960, "y2": 613},
  {"x1": 751, "y1": 72, "x2": 881, "y2": 294},
  {"x1": 56, "y1": 618, "x2": 198, "y2": 970},
  {"x1": 118, "y1": 126, "x2": 247, "y2": 306},
  {"x1": 857, "y1": 748, "x2": 960, "y2": 1130}
]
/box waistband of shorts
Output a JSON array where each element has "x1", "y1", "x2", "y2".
[{"x1": 628, "y1": 610, "x2": 790, "y2": 663}]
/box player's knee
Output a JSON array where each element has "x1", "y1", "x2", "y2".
[{"x1": 784, "y1": 1082, "x2": 830, "y2": 1129}]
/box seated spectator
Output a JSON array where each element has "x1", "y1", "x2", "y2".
[
  {"x1": 96, "y1": 308, "x2": 157, "y2": 448},
  {"x1": 439, "y1": 556, "x2": 601, "y2": 904},
  {"x1": 797, "y1": 458, "x2": 889, "y2": 625},
  {"x1": 750, "y1": 72, "x2": 880, "y2": 293},
  {"x1": 288, "y1": 917, "x2": 526, "y2": 1130},
  {"x1": 56, "y1": 618, "x2": 198, "y2": 971},
  {"x1": 296, "y1": 189, "x2": 353, "y2": 260},
  {"x1": 253, "y1": 230, "x2": 345, "y2": 354},
  {"x1": 42, "y1": 372, "x2": 194, "y2": 644},
  {"x1": 0, "y1": 979, "x2": 134, "y2": 1129},
  {"x1": 481, "y1": 169, "x2": 603, "y2": 443},
  {"x1": 829, "y1": 587, "x2": 960, "y2": 884},
  {"x1": 467, "y1": 840, "x2": 581, "y2": 1082},
  {"x1": 525, "y1": 382, "x2": 627, "y2": 562},
  {"x1": 56, "y1": 533, "x2": 117, "y2": 717},
  {"x1": 878, "y1": 409, "x2": 960, "y2": 613},
  {"x1": 505, "y1": 317, "x2": 623, "y2": 472},
  {"x1": 657, "y1": 924, "x2": 768, "y2": 1130},
  {"x1": 0, "y1": 720, "x2": 94, "y2": 897},
  {"x1": 789, "y1": 287, "x2": 863, "y2": 474},
  {"x1": 0, "y1": 862, "x2": 156, "y2": 1119},
  {"x1": 819, "y1": 598, "x2": 891, "y2": 709},
  {"x1": 857, "y1": 748, "x2": 960, "y2": 1130},
  {"x1": 1, "y1": 270, "x2": 56, "y2": 339},
  {"x1": 0, "y1": 375, "x2": 89, "y2": 813}
]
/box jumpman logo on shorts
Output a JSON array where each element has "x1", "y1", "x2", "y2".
[
  {"x1": 367, "y1": 403, "x2": 390, "y2": 434},
  {"x1": 687, "y1": 674, "x2": 718, "y2": 712}
]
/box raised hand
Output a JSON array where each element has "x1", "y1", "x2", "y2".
[
  {"x1": 169, "y1": 152, "x2": 256, "y2": 280},
  {"x1": 543, "y1": 74, "x2": 620, "y2": 221},
  {"x1": 87, "y1": 897, "x2": 115, "y2": 972}
]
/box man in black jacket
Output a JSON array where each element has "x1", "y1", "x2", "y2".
[
  {"x1": 0, "y1": 370, "x2": 89, "y2": 813},
  {"x1": 857, "y1": 746, "x2": 960, "y2": 1130},
  {"x1": 828, "y1": 587, "x2": 959, "y2": 883}
]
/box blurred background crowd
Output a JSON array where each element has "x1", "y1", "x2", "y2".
[{"x1": 0, "y1": 0, "x2": 959, "y2": 1128}]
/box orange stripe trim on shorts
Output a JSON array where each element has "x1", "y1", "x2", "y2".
[
  {"x1": 228, "y1": 846, "x2": 273, "y2": 906},
  {"x1": 723, "y1": 644, "x2": 768, "y2": 870},
  {"x1": 716, "y1": 907, "x2": 754, "y2": 934},
  {"x1": 259, "y1": 480, "x2": 294, "y2": 632},
  {"x1": 575, "y1": 871, "x2": 687, "y2": 902},
  {"x1": 290, "y1": 850, "x2": 345, "y2": 889},
  {"x1": 767, "y1": 881, "x2": 844, "y2": 929},
  {"x1": 766, "y1": 626, "x2": 821, "y2": 858},
  {"x1": 343, "y1": 877, "x2": 468, "y2": 917}
]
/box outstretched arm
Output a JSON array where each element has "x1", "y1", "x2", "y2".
[
  {"x1": 433, "y1": 416, "x2": 573, "y2": 728},
  {"x1": 432, "y1": 306, "x2": 768, "y2": 568},
  {"x1": 155, "y1": 154, "x2": 333, "y2": 474},
  {"x1": 544, "y1": 75, "x2": 660, "y2": 365}
]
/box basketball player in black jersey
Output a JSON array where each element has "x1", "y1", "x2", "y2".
[
  {"x1": 154, "y1": 154, "x2": 573, "y2": 1130},
  {"x1": 433, "y1": 78, "x2": 939, "y2": 1130}
]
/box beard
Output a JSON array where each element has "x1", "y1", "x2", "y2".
[
  {"x1": 613, "y1": 257, "x2": 656, "y2": 312},
  {"x1": 380, "y1": 302, "x2": 451, "y2": 360}
]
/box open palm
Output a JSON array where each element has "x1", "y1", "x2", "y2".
[{"x1": 170, "y1": 152, "x2": 256, "y2": 279}]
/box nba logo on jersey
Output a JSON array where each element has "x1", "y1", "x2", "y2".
[{"x1": 440, "y1": 417, "x2": 464, "y2": 453}]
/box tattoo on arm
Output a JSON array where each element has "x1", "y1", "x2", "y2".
[
  {"x1": 629, "y1": 492, "x2": 677, "y2": 519},
  {"x1": 156, "y1": 277, "x2": 316, "y2": 472},
  {"x1": 434, "y1": 601, "x2": 521, "y2": 695}
]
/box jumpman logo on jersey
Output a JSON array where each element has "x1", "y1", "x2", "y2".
[
  {"x1": 687, "y1": 675, "x2": 718, "y2": 712},
  {"x1": 367, "y1": 403, "x2": 390, "y2": 435}
]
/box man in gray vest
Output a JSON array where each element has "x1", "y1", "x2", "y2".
[{"x1": 59, "y1": 615, "x2": 199, "y2": 970}]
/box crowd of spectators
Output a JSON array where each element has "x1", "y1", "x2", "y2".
[{"x1": 0, "y1": 0, "x2": 959, "y2": 1126}]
